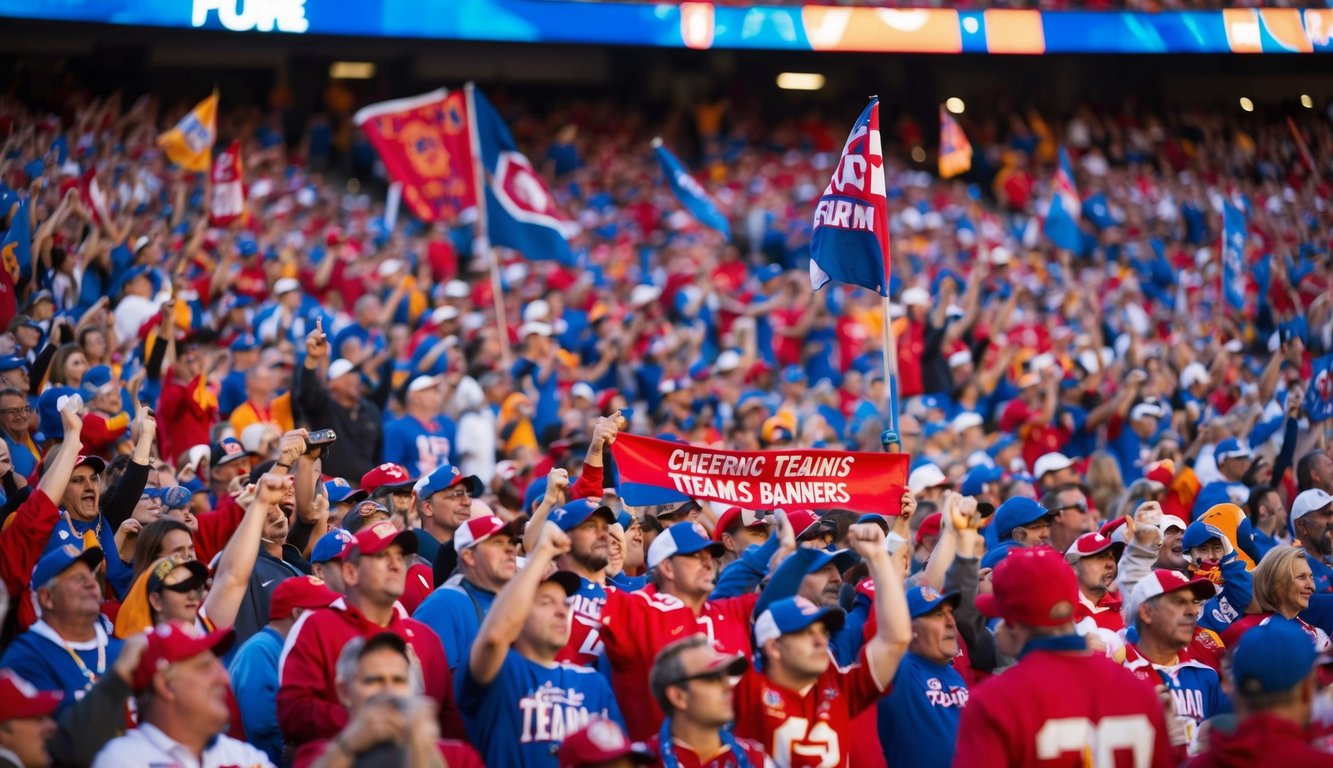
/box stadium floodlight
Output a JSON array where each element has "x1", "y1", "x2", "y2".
[
  {"x1": 1301, "y1": 94, "x2": 1314, "y2": 109},
  {"x1": 776, "y1": 73, "x2": 825, "y2": 91},
  {"x1": 1238, "y1": 97, "x2": 1254, "y2": 113},
  {"x1": 945, "y1": 97, "x2": 965, "y2": 115},
  {"x1": 330, "y1": 62, "x2": 376, "y2": 80}
]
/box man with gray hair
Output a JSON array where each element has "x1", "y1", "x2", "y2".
[{"x1": 291, "y1": 633, "x2": 481, "y2": 768}]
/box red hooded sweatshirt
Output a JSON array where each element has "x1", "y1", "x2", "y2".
[
  {"x1": 277, "y1": 598, "x2": 466, "y2": 744},
  {"x1": 157, "y1": 367, "x2": 218, "y2": 467}
]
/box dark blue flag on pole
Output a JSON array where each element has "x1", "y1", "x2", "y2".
[
  {"x1": 467, "y1": 84, "x2": 579, "y2": 265},
  {"x1": 1221, "y1": 201, "x2": 1247, "y2": 311},
  {"x1": 652, "y1": 139, "x2": 730, "y2": 239},
  {"x1": 1308, "y1": 354, "x2": 1333, "y2": 423},
  {"x1": 1043, "y1": 146, "x2": 1082, "y2": 252},
  {"x1": 809, "y1": 99, "x2": 891, "y2": 296}
]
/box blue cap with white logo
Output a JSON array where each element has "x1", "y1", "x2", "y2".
[
  {"x1": 31, "y1": 545, "x2": 103, "y2": 590},
  {"x1": 548, "y1": 498, "x2": 616, "y2": 533}
]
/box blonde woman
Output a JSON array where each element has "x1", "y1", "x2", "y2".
[{"x1": 1220, "y1": 546, "x2": 1330, "y2": 653}]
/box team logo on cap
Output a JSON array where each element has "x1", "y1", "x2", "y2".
[
  {"x1": 376, "y1": 463, "x2": 407, "y2": 479},
  {"x1": 691, "y1": 522, "x2": 707, "y2": 539},
  {"x1": 920, "y1": 586, "x2": 940, "y2": 601},
  {"x1": 221, "y1": 440, "x2": 243, "y2": 457},
  {"x1": 59, "y1": 544, "x2": 80, "y2": 558},
  {"x1": 586, "y1": 719, "x2": 626, "y2": 750},
  {"x1": 369, "y1": 521, "x2": 396, "y2": 537},
  {"x1": 794, "y1": 597, "x2": 819, "y2": 615}
]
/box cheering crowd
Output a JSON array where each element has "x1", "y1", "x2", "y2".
[{"x1": 0, "y1": 80, "x2": 1330, "y2": 767}]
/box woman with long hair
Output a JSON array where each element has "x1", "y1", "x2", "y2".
[{"x1": 1221, "y1": 545, "x2": 1330, "y2": 653}]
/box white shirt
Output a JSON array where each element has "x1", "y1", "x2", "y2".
[{"x1": 92, "y1": 722, "x2": 273, "y2": 768}]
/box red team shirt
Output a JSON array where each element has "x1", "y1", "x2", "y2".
[
  {"x1": 952, "y1": 648, "x2": 1175, "y2": 768},
  {"x1": 732, "y1": 647, "x2": 889, "y2": 768},
  {"x1": 644, "y1": 735, "x2": 774, "y2": 768},
  {"x1": 600, "y1": 587, "x2": 759, "y2": 740}
]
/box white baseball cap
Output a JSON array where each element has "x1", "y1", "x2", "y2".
[
  {"x1": 1130, "y1": 401, "x2": 1166, "y2": 422},
  {"x1": 523, "y1": 299, "x2": 550, "y2": 323},
  {"x1": 443, "y1": 280, "x2": 470, "y2": 299},
  {"x1": 377, "y1": 259, "x2": 405, "y2": 278},
  {"x1": 908, "y1": 464, "x2": 949, "y2": 495},
  {"x1": 901, "y1": 287, "x2": 930, "y2": 308},
  {"x1": 1180, "y1": 362, "x2": 1211, "y2": 390},
  {"x1": 988, "y1": 246, "x2": 1012, "y2": 265},
  {"x1": 947, "y1": 350, "x2": 973, "y2": 369},
  {"x1": 430, "y1": 306, "x2": 459, "y2": 324},
  {"x1": 630, "y1": 285, "x2": 663, "y2": 308},
  {"x1": 951, "y1": 412, "x2": 983, "y2": 435},
  {"x1": 1033, "y1": 452, "x2": 1074, "y2": 480},
  {"x1": 274, "y1": 278, "x2": 301, "y2": 295},
  {"x1": 327, "y1": 359, "x2": 356, "y2": 381},
  {"x1": 1292, "y1": 489, "x2": 1333, "y2": 523},
  {"x1": 714, "y1": 350, "x2": 742, "y2": 373},
  {"x1": 569, "y1": 382, "x2": 596, "y2": 403},
  {"x1": 407, "y1": 375, "x2": 440, "y2": 394},
  {"x1": 519, "y1": 322, "x2": 553, "y2": 338}
]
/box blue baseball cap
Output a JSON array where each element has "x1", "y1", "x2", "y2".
[
  {"x1": 230, "y1": 334, "x2": 260, "y2": 353},
  {"x1": 36, "y1": 386, "x2": 78, "y2": 443},
  {"x1": 994, "y1": 497, "x2": 1053, "y2": 541},
  {"x1": 987, "y1": 434, "x2": 1018, "y2": 456},
  {"x1": 1215, "y1": 438, "x2": 1252, "y2": 463},
  {"x1": 615, "y1": 510, "x2": 636, "y2": 530},
  {"x1": 0, "y1": 356, "x2": 28, "y2": 373},
  {"x1": 548, "y1": 498, "x2": 616, "y2": 533},
  {"x1": 160, "y1": 486, "x2": 192, "y2": 510},
  {"x1": 961, "y1": 465, "x2": 1004, "y2": 497},
  {"x1": 80, "y1": 365, "x2": 115, "y2": 394},
  {"x1": 414, "y1": 462, "x2": 483, "y2": 500},
  {"x1": 906, "y1": 585, "x2": 962, "y2": 619},
  {"x1": 919, "y1": 394, "x2": 945, "y2": 412},
  {"x1": 980, "y1": 540, "x2": 1019, "y2": 570},
  {"x1": 31, "y1": 544, "x2": 103, "y2": 590},
  {"x1": 311, "y1": 528, "x2": 355, "y2": 564},
  {"x1": 324, "y1": 479, "x2": 368, "y2": 505},
  {"x1": 522, "y1": 476, "x2": 549, "y2": 515},
  {"x1": 645, "y1": 521, "x2": 725, "y2": 570},
  {"x1": 754, "y1": 547, "x2": 858, "y2": 619},
  {"x1": 1181, "y1": 521, "x2": 1226, "y2": 553},
  {"x1": 1232, "y1": 618, "x2": 1317, "y2": 696},
  {"x1": 781, "y1": 365, "x2": 806, "y2": 384},
  {"x1": 753, "y1": 596, "x2": 846, "y2": 647}
]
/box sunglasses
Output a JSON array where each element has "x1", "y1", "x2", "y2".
[
  {"x1": 1054, "y1": 502, "x2": 1089, "y2": 515},
  {"x1": 668, "y1": 669, "x2": 733, "y2": 689}
]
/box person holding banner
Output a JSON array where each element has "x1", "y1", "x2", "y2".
[{"x1": 732, "y1": 521, "x2": 910, "y2": 768}]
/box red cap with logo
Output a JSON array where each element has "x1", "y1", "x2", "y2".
[
  {"x1": 712, "y1": 506, "x2": 764, "y2": 542},
  {"x1": 340, "y1": 520, "x2": 420, "y2": 559},
  {"x1": 975, "y1": 546, "x2": 1077, "y2": 627},
  {"x1": 558, "y1": 719, "x2": 651, "y2": 768},
  {"x1": 268, "y1": 576, "x2": 341, "y2": 622},
  {"x1": 360, "y1": 463, "x2": 415, "y2": 494},
  {"x1": 454, "y1": 515, "x2": 521, "y2": 552},
  {"x1": 0, "y1": 670, "x2": 62, "y2": 721},
  {"x1": 132, "y1": 620, "x2": 236, "y2": 691}
]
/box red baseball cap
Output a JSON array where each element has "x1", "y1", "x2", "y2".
[
  {"x1": 914, "y1": 512, "x2": 943, "y2": 546},
  {"x1": 268, "y1": 576, "x2": 340, "y2": 622},
  {"x1": 132, "y1": 620, "x2": 236, "y2": 691},
  {"x1": 787, "y1": 510, "x2": 835, "y2": 542},
  {"x1": 713, "y1": 506, "x2": 765, "y2": 542},
  {"x1": 0, "y1": 670, "x2": 62, "y2": 721},
  {"x1": 340, "y1": 520, "x2": 420, "y2": 559},
  {"x1": 1064, "y1": 531, "x2": 1126, "y2": 563},
  {"x1": 1128, "y1": 569, "x2": 1217, "y2": 609},
  {"x1": 360, "y1": 463, "x2": 415, "y2": 494},
  {"x1": 453, "y1": 515, "x2": 522, "y2": 553},
  {"x1": 975, "y1": 546, "x2": 1077, "y2": 627},
  {"x1": 558, "y1": 719, "x2": 651, "y2": 768}
]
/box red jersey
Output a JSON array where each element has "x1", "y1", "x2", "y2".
[
  {"x1": 292, "y1": 738, "x2": 483, "y2": 768},
  {"x1": 556, "y1": 576, "x2": 612, "y2": 667},
  {"x1": 732, "y1": 646, "x2": 889, "y2": 768},
  {"x1": 952, "y1": 647, "x2": 1174, "y2": 768},
  {"x1": 600, "y1": 587, "x2": 758, "y2": 741},
  {"x1": 643, "y1": 734, "x2": 773, "y2": 768}
]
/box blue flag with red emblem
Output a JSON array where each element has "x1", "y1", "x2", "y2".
[
  {"x1": 467, "y1": 84, "x2": 578, "y2": 266},
  {"x1": 1308, "y1": 354, "x2": 1333, "y2": 423},
  {"x1": 809, "y1": 98, "x2": 891, "y2": 296}
]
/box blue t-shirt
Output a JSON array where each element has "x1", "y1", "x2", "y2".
[
  {"x1": 226, "y1": 626, "x2": 284, "y2": 767},
  {"x1": 382, "y1": 414, "x2": 457, "y2": 479},
  {"x1": 1108, "y1": 422, "x2": 1146, "y2": 483},
  {"x1": 45, "y1": 514, "x2": 132, "y2": 599},
  {"x1": 458, "y1": 649, "x2": 623, "y2": 768},
  {"x1": 878, "y1": 652, "x2": 969, "y2": 768},
  {"x1": 218, "y1": 369, "x2": 248, "y2": 418},
  {"x1": 0, "y1": 620, "x2": 123, "y2": 714},
  {"x1": 414, "y1": 580, "x2": 497, "y2": 673}
]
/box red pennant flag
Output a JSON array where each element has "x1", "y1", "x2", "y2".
[{"x1": 210, "y1": 141, "x2": 247, "y2": 227}]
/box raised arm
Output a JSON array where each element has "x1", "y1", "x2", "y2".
[
  {"x1": 522, "y1": 469, "x2": 569, "y2": 554},
  {"x1": 204, "y1": 473, "x2": 288, "y2": 629},
  {"x1": 471, "y1": 522, "x2": 571, "y2": 686},
  {"x1": 848, "y1": 522, "x2": 911, "y2": 685}
]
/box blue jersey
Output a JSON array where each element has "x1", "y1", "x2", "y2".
[
  {"x1": 1108, "y1": 421, "x2": 1146, "y2": 482},
  {"x1": 458, "y1": 648, "x2": 623, "y2": 768},
  {"x1": 1123, "y1": 644, "x2": 1231, "y2": 747},
  {"x1": 414, "y1": 580, "x2": 497, "y2": 674},
  {"x1": 226, "y1": 626, "x2": 284, "y2": 767},
  {"x1": 877, "y1": 653, "x2": 969, "y2": 768},
  {"x1": 1308, "y1": 551, "x2": 1333, "y2": 594},
  {"x1": 0, "y1": 620, "x2": 123, "y2": 714},
  {"x1": 218, "y1": 369, "x2": 248, "y2": 418},
  {"x1": 382, "y1": 414, "x2": 457, "y2": 479},
  {"x1": 45, "y1": 513, "x2": 132, "y2": 599}
]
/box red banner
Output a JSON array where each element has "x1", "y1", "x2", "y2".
[
  {"x1": 352, "y1": 88, "x2": 477, "y2": 224},
  {"x1": 209, "y1": 141, "x2": 247, "y2": 227},
  {"x1": 609, "y1": 433, "x2": 909, "y2": 513}
]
